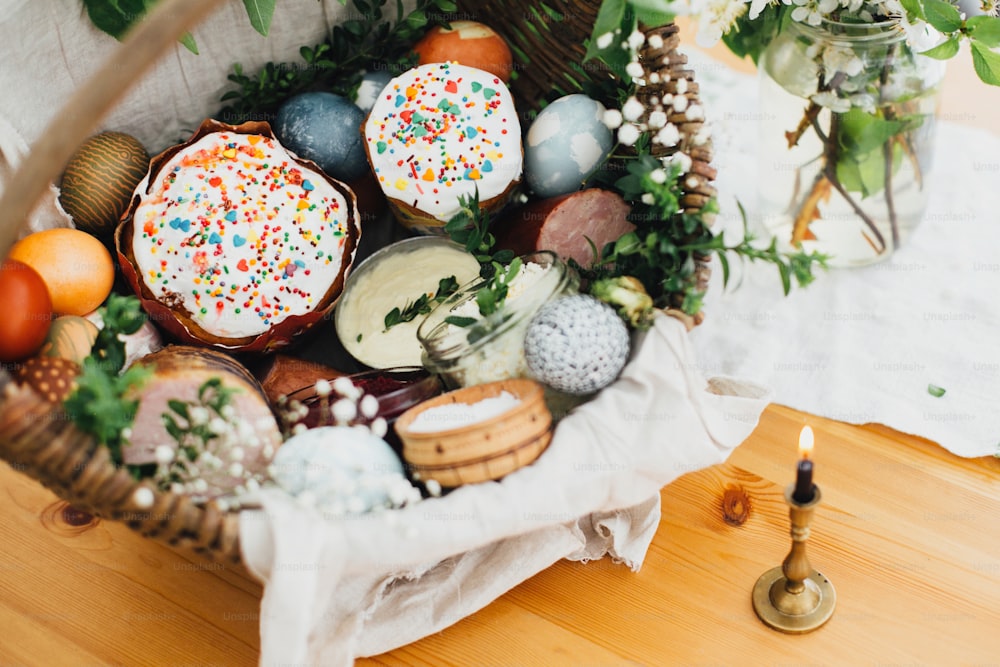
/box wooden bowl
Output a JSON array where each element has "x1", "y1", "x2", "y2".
[{"x1": 395, "y1": 378, "x2": 552, "y2": 487}]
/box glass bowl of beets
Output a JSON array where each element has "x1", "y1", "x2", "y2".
[{"x1": 284, "y1": 367, "x2": 443, "y2": 451}]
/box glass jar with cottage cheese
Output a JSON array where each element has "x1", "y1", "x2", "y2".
[{"x1": 417, "y1": 251, "x2": 578, "y2": 390}]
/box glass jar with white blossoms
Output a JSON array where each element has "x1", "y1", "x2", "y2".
[
  {"x1": 757, "y1": 16, "x2": 944, "y2": 266},
  {"x1": 689, "y1": 0, "x2": 1000, "y2": 266}
]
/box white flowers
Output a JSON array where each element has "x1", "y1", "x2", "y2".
[
  {"x1": 810, "y1": 91, "x2": 851, "y2": 112},
  {"x1": 790, "y1": 0, "x2": 839, "y2": 26},
  {"x1": 149, "y1": 379, "x2": 271, "y2": 502},
  {"x1": 816, "y1": 43, "x2": 864, "y2": 77},
  {"x1": 809, "y1": 90, "x2": 875, "y2": 112},
  {"x1": 692, "y1": 0, "x2": 748, "y2": 47}
]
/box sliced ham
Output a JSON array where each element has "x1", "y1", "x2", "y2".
[
  {"x1": 123, "y1": 346, "x2": 282, "y2": 494},
  {"x1": 493, "y1": 188, "x2": 634, "y2": 268}
]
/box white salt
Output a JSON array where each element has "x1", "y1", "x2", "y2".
[{"x1": 408, "y1": 391, "x2": 521, "y2": 433}]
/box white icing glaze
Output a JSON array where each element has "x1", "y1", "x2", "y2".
[
  {"x1": 364, "y1": 62, "x2": 522, "y2": 221},
  {"x1": 130, "y1": 131, "x2": 353, "y2": 339}
]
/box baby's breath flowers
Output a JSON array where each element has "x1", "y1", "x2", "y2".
[
  {"x1": 276, "y1": 375, "x2": 388, "y2": 438},
  {"x1": 269, "y1": 376, "x2": 424, "y2": 518},
  {"x1": 153, "y1": 378, "x2": 273, "y2": 504}
]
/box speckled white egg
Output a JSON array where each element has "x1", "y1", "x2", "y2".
[
  {"x1": 524, "y1": 94, "x2": 614, "y2": 198},
  {"x1": 269, "y1": 426, "x2": 420, "y2": 515},
  {"x1": 524, "y1": 294, "x2": 630, "y2": 395}
]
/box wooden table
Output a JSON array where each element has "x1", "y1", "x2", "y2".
[
  {"x1": 4, "y1": 20, "x2": 1000, "y2": 667},
  {"x1": 2, "y1": 404, "x2": 998, "y2": 665}
]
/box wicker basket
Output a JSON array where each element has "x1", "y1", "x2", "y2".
[{"x1": 0, "y1": 0, "x2": 716, "y2": 563}]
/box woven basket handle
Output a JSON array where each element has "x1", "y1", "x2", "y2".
[{"x1": 0, "y1": 0, "x2": 227, "y2": 260}]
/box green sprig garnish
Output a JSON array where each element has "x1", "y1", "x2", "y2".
[
  {"x1": 384, "y1": 275, "x2": 460, "y2": 331},
  {"x1": 445, "y1": 257, "x2": 523, "y2": 331},
  {"x1": 63, "y1": 294, "x2": 152, "y2": 466},
  {"x1": 442, "y1": 190, "x2": 515, "y2": 272}
]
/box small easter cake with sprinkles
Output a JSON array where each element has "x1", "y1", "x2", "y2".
[
  {"x1": 116, "y1": 119, "x2": 361, "y2": 353},
  {"x1": 363, "y1": 62, "x2": 523, "y2": 234}
]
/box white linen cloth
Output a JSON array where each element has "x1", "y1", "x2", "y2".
[
  {"x1": 687, "y1": 50, "x2": 1000, "y2": 459},
  {"x1": 239, "y1": 314, "x2": 771, "y2": 665}
]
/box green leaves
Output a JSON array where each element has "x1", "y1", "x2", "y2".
[
  {"x1": 967, "y1": 16, "x2": 1000, "y2": 48},
  {"x1": 627, "y1": 0, "x2": 676, "y2": 27},
  {"x1": 838, "y1": 108, "x2": 906, "y2": 155},
  {"x1": 83, "y1": 0, "x2": 276, "y2": 53},
  {"x1": 899, "y1": 0, "x2": 926, "y2": 21},
  {"x1": 920, "y1": 36, "x2": 960, "y2": 60},
  {"x1": 972, "y1": 41, "x2": 1000, "y2": 86},
  {"x1": 83, "y1": 0, "x2": 157, "y2": 40},
  {"x1": 62, "y1": 294, "x2": 152, "y2": 465},
  {"x1": 922, "y1": 0, "x2": 962, "y2": 33},
  {"x1": 443, "y1": 190, "x2": 515, "y2": 271},
  {"x1": 833, "y1": 108, "x2": 920, "y2": 198},
  {"x1": 242, "y1": 0, "x2": 276, "y2": 36},
  {"x1": 584, "y1": 0, "x2": 634, "y2": 79},
  {"x1": 82, "y1": 0, "x2": 199, "y2": 53},
  {"x1": 583, "y1": 0, "x2": 676, "y2": 80},
  {"x1": 722, "y1": 6, "x2": 788, "y2": 64},
  {"x1": 443, "y1": 315, "x2": 478, "y2": 328},
  {"x1": 476, "y1": 257, "x2": 522, "y2": 318}
]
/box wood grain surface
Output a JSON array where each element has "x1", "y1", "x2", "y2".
[{"x1": 1, "y1": 404, "x2": 998, "y2": 665}]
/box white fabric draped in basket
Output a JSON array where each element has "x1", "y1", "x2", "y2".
[{"x1": 240, "y1": 314, "x2": 771, "y2": 665}]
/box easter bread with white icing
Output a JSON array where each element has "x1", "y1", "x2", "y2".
[
  {"x1": 363, "y1": 62, "x2": 523, "y2": 234},
  {"x1": 116, "y1": 119, "x2": 361, "y2": 353}
]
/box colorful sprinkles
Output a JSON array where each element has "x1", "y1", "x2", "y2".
[
  {"x1": 365, "y1": 62, "x2": 522, "y2": 222},
  {"x1": 131, "y1": 132, "x2": 351, "y2": 339}
]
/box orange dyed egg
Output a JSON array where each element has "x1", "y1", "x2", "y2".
[
  {"x1": 413, "y1": 21, "x2": 513, "y2": 82},
  {"x1": 8, "y1": 228, "x2": 115, "y2": 316}
]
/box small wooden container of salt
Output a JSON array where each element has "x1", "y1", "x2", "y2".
[{"x1": 395, "y1": 378, "x2": 553, "y2": 488}]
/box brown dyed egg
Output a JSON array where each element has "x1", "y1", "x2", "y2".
[
  {"x1": 59, "y1": 131, "x2": 150, "y2": 239},
  {"x1": 16, "y1": 356, "x2": 81, "y2": 404},
  {"x1": 413, "y1": 21, "x2": 513, "y2": 82}
]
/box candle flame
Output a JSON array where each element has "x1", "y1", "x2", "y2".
[{"x1": 798, "y1": 426, "x2": 815, "y2": 460}]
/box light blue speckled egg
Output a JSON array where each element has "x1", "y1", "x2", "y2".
[
  {"x1": 275, "y1": 92, "x2": 368, "y2": 182},
  {"x1": 269, "y1": 426, "x2": 408, "y2": 515},
  {"x1": 524, "y1": 94, "x2": 613, "y2": 198},
  {"x1": 353, "y1": 70, "x2": 394, "y2": 114}
]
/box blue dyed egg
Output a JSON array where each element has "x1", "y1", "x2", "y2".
[
  {"x1": 524, "y1": 94, "x2": 613, "y2": 198},
  {"x1": 353, "y1": 70, "x2": 394, "y2": 114},
  {"x1": 275, "y1": 92, "x2": 368, "y2": 182}
]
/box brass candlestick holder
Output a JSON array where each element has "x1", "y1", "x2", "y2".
[{"x1": 752, "y1": 485, "x2": 836, "y2": 633}]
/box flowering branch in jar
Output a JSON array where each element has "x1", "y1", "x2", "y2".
[{"x1": 786, "y1": 34, "x2": 931, "y2": 251}]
